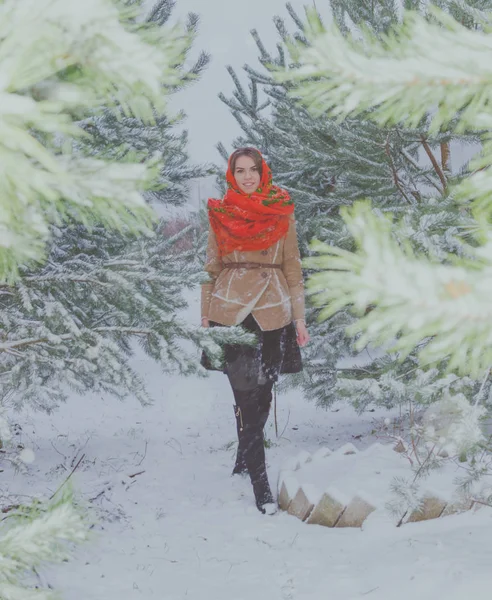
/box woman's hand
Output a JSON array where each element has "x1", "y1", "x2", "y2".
[
  {"x1": 295, "y1": 320, "x2": 310, "y2": 347},
  {"x1": 201, "y1": 317, "x2": 210, "y2": 328}
]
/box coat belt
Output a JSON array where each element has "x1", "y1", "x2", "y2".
[{"x1": 223, "y1": 262, "x2": 281, "y2": 269}]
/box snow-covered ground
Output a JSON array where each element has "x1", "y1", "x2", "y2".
[{"x1": 4, "y1": 301, "x2": 492, "y2": 599}]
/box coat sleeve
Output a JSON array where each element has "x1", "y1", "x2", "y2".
[
  {"x1": 201, "y1": 226, "x2": 223, "y2": 319},
  {"x1": 282, "y1": 216, "x2": 305, "y2": 321}
]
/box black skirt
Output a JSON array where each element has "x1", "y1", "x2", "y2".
[{"x1": 200, "y1": 314, "x2": 303, "y2": 390}]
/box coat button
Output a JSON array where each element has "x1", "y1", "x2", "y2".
[
  {"x1": 261, "y1": 250, "x2": 268, "y2": 256},
  {"x1": 261, "y1": 271, "x2": 268, "y2": 278}
]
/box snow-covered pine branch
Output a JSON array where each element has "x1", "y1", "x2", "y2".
[
  {"x1": 275, "y1": 7, "x2": 492, "y2": 131},
  {"x1": 275, "y1": 7, "x2": 492, "y2": 220},
  {"x1": 0, "y1": 0, "x2": 219, "y2": 413},
  {"x1": 0, "y1": 0, "x2": 190, "y2": 283},
  {"x1": 269, "y1": 4, "x2": 492, "y2": 382},
  {"x1": 0, "y1": 1, "x2": 211, "y2": 596},
  {"x1": 0, "y1": 219, "x2": 247, "y2": 411},
  {"x1": 0, "y1": 486, "x2": 88, "y2": 599},
  {"x1": 305, "y1": 202, "x2": 492, "y2": 378}
]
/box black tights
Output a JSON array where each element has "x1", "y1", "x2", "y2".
[{"x1": 231, "y1": 381, "x2": 274, "y2": 511}]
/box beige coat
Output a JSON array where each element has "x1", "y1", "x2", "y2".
[{"x1": 201, "y1": 216, "x2": 305, "y2": 331}]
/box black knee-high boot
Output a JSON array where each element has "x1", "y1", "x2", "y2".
[
  {"x1": 232, "y1": 383, "x2": 272, "y2": 476},
  {"x1": 232, "y1": 405, "x2": 247, "y2": 475},
  {"x1": 232, "y1": 384, "x2": 275, "y2": 513},
  {"x1": 258, "y1": 381, "x2": 273, "y2": 431}
]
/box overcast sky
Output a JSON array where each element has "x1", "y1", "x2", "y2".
[{"x1": 167, "y1": 0, "x2": 315, "y2": 167}]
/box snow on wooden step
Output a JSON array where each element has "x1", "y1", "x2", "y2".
[
  {"x1": 472, "y1": 500, "x2": 486, "y2": 513},
  {"x1": 407, "y1": 495, "x2": 447, "y2": 523},
  {"x1": 332, "y1": 442, "x2": 358, "y2": 456},
  {"x1": 441, "y1": 498, "x2": 473, "y2": 517},
  {"x1": 361, "y1": 442, "x2": 395, "y2": 459},
  {"x1": 336, "y1": 493, "x2": 377, "y2": 528},
  {"x1": 280, "y1": 455, "x2": 299, "y2": 472},
  {"x1": 393, "y1": 440, "x2": 406, "y2": 454},
  {"x1": 311, "y1": 447, "x2": 332, "y2": 462},
  {"x1": 361, "y1": 507, "x2": 397, "y2": 532},
  {"x1": 287, "y1": 484, "x2": 320, "y2": 522},
  {"x1": 307, "y1": 487, "x2": 349, "y2": 528},
  {"x1": 294, "y1": 450, "x2": 312, "y2": 471},
  {"x1": 278, "y1": 442, "x2": 475, "y2": 528},
  {"x1": 277, "y1": 476, "x2": 299, "y2": 512}
]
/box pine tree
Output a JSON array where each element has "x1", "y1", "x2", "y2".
[
  {"x1": 0, "y1": 0, "x2": 245, "y2": 412},
  {"x1": 218, "y1": 0, "x2": 487, "y2": 412},
  {"x1": 78, "y1": 1, "x2": 213, "y2": 206},
  {"x1": 1, "y1": 221, "x2": 199, "y2": 410},
  {"x1": 0, "y1": 0, "x2": 193, "y2": 284},
  {"x1": 0, "y1": 3, "x2": 252, "y2": 594},
  {"x1": 0, "y1": 0, "x2": 196, "y2": 594},
  {"x1": 275, "y1": 1, "x2": 492, "y2": 384}
]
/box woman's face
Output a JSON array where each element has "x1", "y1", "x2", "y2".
[{"x1": 233, "y1": 155, "x2": 261, "y2": 194}]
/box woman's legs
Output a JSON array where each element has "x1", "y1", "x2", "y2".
[
  {"x1": 232, "y1": 405, "x2": 247, "y2": 475},
  {"x1": 231, "y1": 381, "x2": 275, "y2": 513},
  {"x1": 224, "y1": 315, "x2": 278, "y2": 512},
  {"x1": 232, "y1": 382, "x2": 272, "y2": 475}
]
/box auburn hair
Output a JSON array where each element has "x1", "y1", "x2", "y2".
[{"x1": 229, "y1": 147, "x2": 263, "y2": 178}]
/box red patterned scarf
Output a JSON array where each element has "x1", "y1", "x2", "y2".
[{"x1": 207, "y1": 151, "x2": 294, "y2": 257}]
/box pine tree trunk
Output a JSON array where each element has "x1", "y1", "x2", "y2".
[
  {"x1": 441, "y1": 141, "x2": 451, "y2": 174},
  {"x1": 421, "y1": 136, "x2": 447, "y2": 192}
]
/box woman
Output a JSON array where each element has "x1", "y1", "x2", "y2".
[{"x1": 201, "y1": 147, "x2": 309, "y2": 514}]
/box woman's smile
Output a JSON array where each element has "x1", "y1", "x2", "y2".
[{"x1": 233, "y1": 155, "x2": 261, "y2": 193}]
